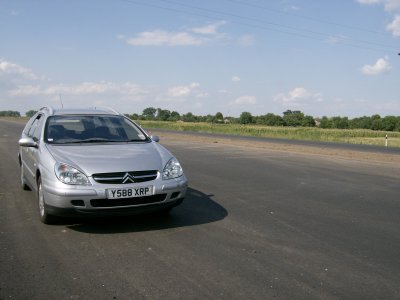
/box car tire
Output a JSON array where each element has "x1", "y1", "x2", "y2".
[
  {"x1": 37, "y1": 177, "x2": 56, "y2": 224},
  {"x1": 20, "y1": 164, "x2": 30, "y2": 190}
]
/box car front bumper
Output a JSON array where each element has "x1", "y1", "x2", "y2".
[{"x1": 41, "y1": 175, "x2": 188, "y2": 217}]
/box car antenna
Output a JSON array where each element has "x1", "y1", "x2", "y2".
[{"x1": 59, "y1": 94, "x2": 63, "y2": 108}]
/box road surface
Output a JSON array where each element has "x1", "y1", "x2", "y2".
[{"x1": 1, "y1": 119, "x2": 400, "y2": 299}]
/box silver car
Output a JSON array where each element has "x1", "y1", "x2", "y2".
[{"x1": 18, "y1": 107, "x2": 188, "y2": 224}]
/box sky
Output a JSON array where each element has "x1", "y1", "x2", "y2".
[{"x1": 0, "y1": 0, "x2": 399, "y2": 118}]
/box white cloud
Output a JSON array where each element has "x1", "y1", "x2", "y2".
[
  {"x1": 192, "y1": 21, "x2": 227, "y2": 35},
  {"x1": 232, "y1": 76, "x2": 241, "y2": 82},
  {"x1": 155, "y1": 96, "x2": 186, "y2": 103},
  {"x1": 7, "y1": 80, "x2": 209, "y2": 112},
  {"x1": 154, "y1": 82, "x2": 207, "y2": 105},
  {"x1": 238, "y1": 34, "x2": 255, "y2": 46},
  {"x1": 196, "y1": 92, "x2": 209, "y2": 98},
  {"x1": 274, "y1": 87, "x2": 322, "y2": 105},
  {"x1": 231, "y1": 95, "x2": 257, "y2": 105},
  {"x1": 123, "y1": 21, "x2": 247, "y2": 47},
  {"x1": 356, "y1": 0, "x2": 381, "y2": 4},
  {"x1": 387, "y1": 14, "x2": 400, "y2": 36},
  {"x1": 286, "y1": 5, "x2": 300, "y2": 11},
  {"x1": 126, "y1": 30, "x2": 205, "y2": 47},
  {"x1": 218, "y1": 89, "x2": 231, "y2": 94},
  {"x1": 0, "y1": 58, "x2": 42, "y2": 80},
  {"x1": 355, "y1": 0, "x2": 400, "y2": 9},
  {"x1": 361, "y1": 56, "x2": 392, "y2": 75},
  {"x1": 326, "y1": 35, "x2": 347, "y2": 44},
  {"x1": 167, "y1": 82, "x2": 200, "y2": 97},
  {"x1": 383, "y1": 0, "x2": 400, "y2": 12},
  {"x1": 356, "y1": 0, "x2": 400, "y2": 36},
  {"x1": 9, "y1": 81, "x2": 146, "y2": 97}
]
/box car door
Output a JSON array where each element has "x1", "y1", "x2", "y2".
[{"x1": 21, "y1": 114, "x2": 45, "y2": 188}]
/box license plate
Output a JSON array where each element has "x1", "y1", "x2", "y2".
[{"x1": 106, "y1": 186, "x2": 153, "y2": 199}]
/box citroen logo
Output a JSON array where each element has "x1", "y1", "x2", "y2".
[{"x1": 122, "y1": 173, "x2": 136, "y2": 184}]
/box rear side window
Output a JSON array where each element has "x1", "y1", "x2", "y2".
[
  {"x1": 23, "y1": 114, "x2": 39, "y2": 135},
  {"x1": 27, "y1": 114, "x2": 45, "y2": 141}
]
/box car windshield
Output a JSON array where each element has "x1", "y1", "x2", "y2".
[{"x1": 45, "y1": 115, "x2": 148, "y2": 144}]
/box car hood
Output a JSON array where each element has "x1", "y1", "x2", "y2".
[{"x1": 46, "y1": 142, "x2": 172, "y2": 176}]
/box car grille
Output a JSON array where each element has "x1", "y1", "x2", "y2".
[
  {"x1": 90, "y1": 194, "x2": 167, "y2": 207},
  {"x1": 92, "y1": 170, "x2": 158, "y2": 184}
]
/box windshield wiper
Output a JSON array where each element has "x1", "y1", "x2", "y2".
[
  {"x1": 64, "y1": 139, "x2": 121, "y2": 144},
  {"x1": 50, "y1": 138, "x2": 146, "y2": 144}
]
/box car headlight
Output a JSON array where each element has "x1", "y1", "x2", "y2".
[
  {"x1": 162, "y1": 157, "x2": 183, "y2": 180},
  {"x1": 55, "y1": 163, "x2": 91, "y2": 185}
]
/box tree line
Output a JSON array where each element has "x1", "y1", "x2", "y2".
[
  {"x1": 0, "y1": 110, "x2": 21, "y2": 117},
  {"x1": 126, "y1": 107, "x2": 400, "y2": 132},
  {"x1": 1, "y1": 108, "x2": 400, "y2": 131}
]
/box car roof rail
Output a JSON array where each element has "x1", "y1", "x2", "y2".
[
  {"x1": 91, "y1": 106, "x2": 121, "y2": 115},
  {"x1": 39, "y1": 106, "x2": 54, "y2": 115}
]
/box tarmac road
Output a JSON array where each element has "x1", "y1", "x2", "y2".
[{"x1": 1, "y1": 119, "x2": 400, "y2": 299}]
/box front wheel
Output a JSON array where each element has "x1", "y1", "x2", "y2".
[{"x1": 37, "y1": 177, "x2": 56, "y2": 224}]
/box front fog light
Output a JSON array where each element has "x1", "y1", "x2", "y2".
[
  {"x1": 55, "y1": 163, "x2": 90, "y2": 185},
  {"x1": 162, "y1": 158, "x2": 183, "y2": 180}
]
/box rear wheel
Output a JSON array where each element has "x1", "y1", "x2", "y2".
[
  {"x1": 37, "y1": 177, "x2": 56, "y2": 224},
  {"x1": 20, "y1": 164, "x2": 30, "y2": 190}
]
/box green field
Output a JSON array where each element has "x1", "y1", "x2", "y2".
[{"x1": 137, "y1": 120, "x2": 400, "y2": 148}]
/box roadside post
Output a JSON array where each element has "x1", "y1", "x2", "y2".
[{"x1": 385, "y1": 134, "x2": 388, "y2": 147}]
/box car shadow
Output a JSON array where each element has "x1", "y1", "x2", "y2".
[{"x1": 65, "y1": 187, "x2": 227, "y2": 234}]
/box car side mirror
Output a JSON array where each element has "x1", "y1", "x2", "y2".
[
  {"x1": 151, "y1": 135, "x2": 160, "y2": 143},
  {"x1": 19, "y1": 137, "x2": 38, "y2": 148}
]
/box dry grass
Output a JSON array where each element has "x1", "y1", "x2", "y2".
[{"x1": 138, "y1": 121, "x2": 400, "y2": 148}]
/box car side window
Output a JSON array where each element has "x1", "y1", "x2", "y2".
[
  {"x1": 28, "y1": 114, "x2": 45, "y2": 141},
  {"x1": 23, "y1": 114, "x2": 39, "y2": 135}
]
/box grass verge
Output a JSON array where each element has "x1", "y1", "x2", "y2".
[{"x1": 137, "y1": 120, "x2": 400, "y2": 148}]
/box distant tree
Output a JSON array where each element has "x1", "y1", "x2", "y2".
[
  {"x1": 257, "y1": 113, "x2": 284, "y2": 126},
  {"x1": 349, "y1": 116, "x2": 372, "y2": 129},
  {"x1": 282, "y1": 110, "x2": 304, "y2": 127},
  {"x1": 25, "y1": 110, "x2": 37, "y2": 118},
  {"x1": 142, "y1": 107, "x2": 157, "y2": 119},
  {"x1": 395, "y1": 117, "x2": 400, "y2": 132},
  {"x1": 214, "y1": 112, "x2": 224, "y2": 123},
  {"x1": 371, "y1": 119, "x2": 383, "y2": 131},
  {"x1": 381, "y1": 116, "x2": 398, "y2": 131},
  {"x1": 371, "y1": 114, "x2": 381, "y2": 121},
  {"x1": 301, "y1": 115, "x2": 316, "y2": 127},
  {"x1": 319, "y1": 116, "x2": 333, "y2": 128},
  {"x1": 239, "y1": 112, "x2": 254, "y2": 124},
  {"x1": 169, "y1": 111, "x2": 181, "y2": 121},
  {"x1": 130, "y1": 113, "x2": 140, "y2": 120},
  {"x1": 331, "y1": 116, "x2": 349, "y2": 129},
  {"x1": 0, "y1": 110, "x2": 20, "y2": 117},
  {"x1": 205, "y1": 115, "x2": 215, "y2": 123},
  {"x1": 156, "y1": 108, "x2": 171, "y2": 121},
  {"x1": 182, "y1": 112, "x2": 196, "y2": 122},
  {"x1": 369, "y1": 114, "x2": 381, "y2": 130}
]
